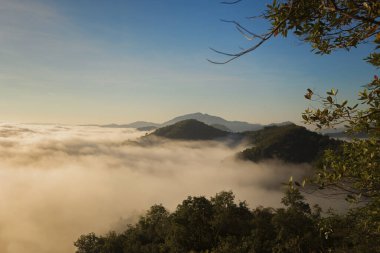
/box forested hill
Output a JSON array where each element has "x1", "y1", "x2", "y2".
[
  {"x1": 144, "y1": 120, "x2": 339, "y2": 164},
  {"x1": 75, "y1": 190, "x2": 373, "y2": 253},
  {"x1": 149, "y1": 119, "x2": 230, "y2": 140},
  {"x1": 239, "y1": 124, "x2": 339, "y2": 164},
  {"x1": 161, "y1": 112, "x2": 264, "y2": 132}
]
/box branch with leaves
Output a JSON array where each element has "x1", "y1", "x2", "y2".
[{"x1": 210, "y1": 0, "x2": 380, "y2": 64}]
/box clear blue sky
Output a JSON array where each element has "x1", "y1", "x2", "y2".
[{"x1": 0, "y1": 0, "x2": 376, "y2": 124}]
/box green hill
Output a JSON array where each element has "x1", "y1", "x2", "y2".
[
  {"x1": 150, "y1": 119, "x2": 230, "y2": 140},
  {"x1": 239, "y1": 124, "x2": 339, "y2": 163},
  {"x1": 161, "y1": 112, "x2": 264, "y2": 132}
]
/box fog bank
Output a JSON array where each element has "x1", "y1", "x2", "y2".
[{"x1": 0, "y1": 124, "x2": 312, "y2": 253}]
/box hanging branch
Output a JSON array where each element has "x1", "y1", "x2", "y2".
[
  {"x1": 209, "y1": 0, "x2": 379, "y2": 64},
  {"x1": 220, "y1": 0, "x2": 242, "y2": 4},
  {"x1": 208, "y1": 1, "x2": 294, "y2": 64}
]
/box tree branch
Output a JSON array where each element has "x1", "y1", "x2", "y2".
[
  {"x1": 327, "y1": 0, "x2": 380, "y2": 26},
  {"x1": 220, "y1": 0, "x2": 242, "y2": 4},
  {"x1": 208, "y1": 1, "x2": 294, "y2": 64}
]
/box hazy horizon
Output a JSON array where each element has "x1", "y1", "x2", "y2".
[{"x1": 1, "y1": 111, "x2": 295, "y2": 126}]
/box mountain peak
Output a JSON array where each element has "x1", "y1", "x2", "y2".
[
  {"x1": 162, "y1": 112, "x2": 262, "y2": 132},
  {"x1": 150, "y1": 119, "x2": 229, "y2": 140}
]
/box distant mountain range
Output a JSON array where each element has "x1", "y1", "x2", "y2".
[
  {"x1": 160, "y1": 113, "x2": 264, "y2": 132},
  {"x1": 100, "y1": 112, "x2": 292, "y2": 133},
  {"x1": 96, "y1": 112, "x2": 342, "y2": 164},
  {"x1": 102, "y1": 121, "x2": 160, "y2": 129}
]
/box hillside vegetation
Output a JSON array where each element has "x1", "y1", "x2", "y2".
[
  {"x1": 75, "y1": 190, "x2": 374, "y2": 253},
  {"x1": 150, "y1": 119, "x2": 230, "y2": 140},
  {"x1": 240, "y1": 124, "x2": 339, "y2": 163},
  {"x1": 147, "y1": 121, "x2": 338, "y2": 164},
  {"x1": 161, "y1": 112, "x2": 264, "y2": 132}
]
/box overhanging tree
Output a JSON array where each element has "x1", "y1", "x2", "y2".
[
  {"x1": 210, "y1": 0, "x2": 379, "y2": 250},
  {"x1": 210, "y1": 0, "x2": 380, "y2": 64}
]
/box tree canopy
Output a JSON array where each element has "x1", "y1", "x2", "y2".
[
  {"x1": 210, "y1": 0, "x2": 379, "y2": 250},
  {"x1": 74, "y1": 191, "x2": 329, "y2": 253}
]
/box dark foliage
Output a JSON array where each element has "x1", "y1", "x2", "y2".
[
  {"x1": 150, "y1": 119, "x2": 230, "y2": 140},
  {"x1": 239, "y1": 124, "x2": 339, "y2": 163},
  {"x1": 75, "y1": 190, "x2": 347, "y2": 253}
]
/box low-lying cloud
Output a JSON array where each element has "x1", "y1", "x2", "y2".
[{"x1": 0, "y1": 123, "x2": 313, "y2": 253}]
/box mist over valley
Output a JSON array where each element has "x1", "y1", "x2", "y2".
[{"x1": 0, "y1": 121, "x2": 320, "y2": 253}]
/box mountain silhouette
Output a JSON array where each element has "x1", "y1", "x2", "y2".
[
  {"x1": 162, "y1": 112, "x2": 263, "y2": 132},
  {"x1": 239, "y1": 124, "x2": 339, "y2": 163},
  {"x1": 100, "y1": 112, "x2": 292, "y2": 132},
  {"x1": 150, "y1": 119, "x2": 230, "y2": 140}
]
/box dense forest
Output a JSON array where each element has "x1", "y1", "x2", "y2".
[
  {"x1": 74, "y1": 189, "x2": 378, "y2": 253},
  {"x1": 239, "y1": 124, "x2": 340, "y2": 163}
]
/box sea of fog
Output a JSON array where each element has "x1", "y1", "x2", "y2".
[{"x1": 0, "y1": 123, "x2": 313, "y2": 253}]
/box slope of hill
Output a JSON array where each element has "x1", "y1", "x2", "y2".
[
  {"x1": 99, "y1": 113, "x2": 292, "y2": 132},
  {"x1": 162, "y1": 112, "x2": 263, "y2": 132},
  {"x1": 239, "y1": 124, "x2": 339, "y2": 163},
  {"x1": 137, "y1": 126, "x2": 158, "y2": 131},
  {"x1": 101, "y1": 121, "x2": 160, "y2": 128},
  {"x1": 150, "y1": 119, "x2": 230, "y2": 140},
  {"x1": 210, "y1": 124, "x2": 231, "y2": 132}
]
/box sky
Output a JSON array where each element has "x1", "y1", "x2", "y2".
[{"x1": 0, "y1": 0, "x2": 377, "y2": 125}]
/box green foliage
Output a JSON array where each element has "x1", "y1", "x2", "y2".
[
  {"x1": 169, "y1": 196, "x2": 215, "y2": 252},
  {"x1": 301, "y1": 70, "x2": 380, "y2": 252},
  {"x1": 74, "y1": 233, "x2": 104, "y2": 253},
  {"x1": 265, "y1": 0, "x2": 379, "y2": 54},
  {"x1": 210, "y1": 191, "x2": 253, "y2": 245},
  {"x1": 239, "y1": 124, "x2": 338, "y2": 163},
  {"x1": 366, "y1": 31, "x2": 380, "y2": 67},
  {"x1": 303, "y1": 77, "x2": 380, "y2": 135},
  {"x1": 319, "y1": 208, "x2": 380, "y2": 253},
  {"x1": 101, "y1": 232, "x2": 124, "y2": 253},
  {"x1": 75, "y1": 191, "x2": 330, "y2": 253},
  {"x1": 300, "y1": 84, "x2": 380, "y2": 249},
  {"x1": 271, "y1": 187, "x2": 324, "y2": 253},
  {"x1": 249, "y1": 207, "x2": 276, "y2": 253},
  {"x1": 150, "y1": 119, "x2": 229, "y2": 140},
  {"x1": 122, "y1": 205, "x2": 170, "y2": 253},
  {"x1": 250, "y1": 1, "x2": 380, "y2": 251}
]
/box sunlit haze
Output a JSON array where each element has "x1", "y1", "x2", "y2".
[{"x1": 0, "y1": 123, "x2": 315, "y2": 253}]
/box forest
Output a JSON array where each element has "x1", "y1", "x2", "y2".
[{"x1": 74, "y1": 189, "x2": 377, "y2": 253}]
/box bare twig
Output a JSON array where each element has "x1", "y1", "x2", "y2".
[
  {"x1": 209, "y1": 0, "x2": 294, "y2": 64},
  {"x1": 220, "y1": 0, "x2": 242, "y2": 4},
  {"x1": 220, "y1": 19, "x2": 266, "y2": 39}
]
